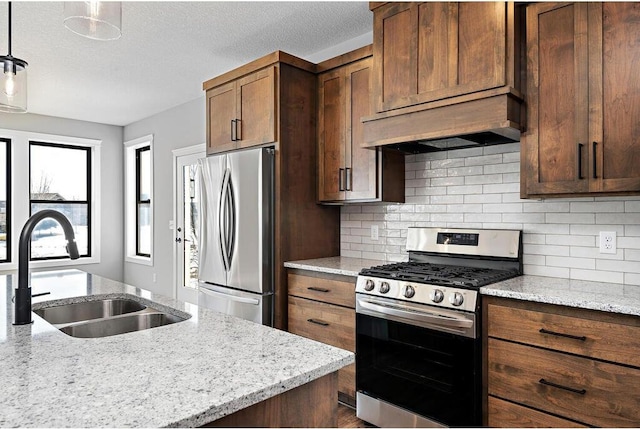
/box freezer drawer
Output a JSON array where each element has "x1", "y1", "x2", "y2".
[{"x1": 198, "y1": 282, "x2": 273, "y2": 326}]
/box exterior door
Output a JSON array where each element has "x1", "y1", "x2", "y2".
[{"x1": 174, "y1": 148, "x2": 205, "y2": 304}]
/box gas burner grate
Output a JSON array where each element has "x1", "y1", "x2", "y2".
[{"x1": 360, "y1": 262, "x2": 519, "y2": 288}]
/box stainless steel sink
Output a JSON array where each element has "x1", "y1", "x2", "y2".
[
  {"x1": 33, "y1": 298, "x2": 146, "y2": 324},
  {"x1": 59, "y1": 312, "x2": 188, "y2": 338},
  {"x1": 33, "y1": 296, "x2": 190, "y2": 338}
]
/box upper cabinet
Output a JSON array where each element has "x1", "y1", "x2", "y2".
[
  {"x1": 522, "y1": 2, "x2": 640, "y2": 197},
  {"x1": 317, "y1": 47, "x2": 404, "y2": 203},
  {"x1": 372, "y1": 2, "x2": 508, "y2": 113},
  {"x1": 362, "y1": 2, "x2": 524, "y2": 150},
  {"x1": 204, "y1": 65, "x2": 277, "y2": 154}
]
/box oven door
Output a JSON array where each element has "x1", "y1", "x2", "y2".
[{"x1": 356, "y1": 294, "x2": 481, "y2": 427}]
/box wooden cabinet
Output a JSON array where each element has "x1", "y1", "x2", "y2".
[
  {"x1": 317, "y1": 46, "x2": 404, "y2": 203},
  {"x1": 205, "y1": 66, "x2": 276, "y2": 154},
  {"x1": 372, "y1": 2, "x2": 509, "y2": 113},
  {"x1": 203, "y1": 52, "x2": 341, "y2": 330},
  {"x1": 287, "y1": 270, "x2": 356, "y2": 406},
  {"x1": 361, "y1": 2, "x2": 524, "y2": 150},
  {"x1": 522, "y1": 2, "x2": 640, "y2": 197},
  {"x1": 484, "y1": 296, "x2": 640, "y2": 427}
]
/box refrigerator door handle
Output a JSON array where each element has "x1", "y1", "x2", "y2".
[
  {"x1": 219, "y1": 168, "x2": 231, "y2": 271},
  {"x1": 199, "y1": 286, "x2": 260, "y2": 305},
  {"x1": 227, "y1": 174, "x2": 236, "y2": 268}
]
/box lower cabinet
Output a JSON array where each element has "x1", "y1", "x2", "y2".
[
  {"x1": 287, "y1": 271, "x2": 356, "y2": 406},
  {"x1": 484, "y1": 296, "x2": 640, "y2": 427}
]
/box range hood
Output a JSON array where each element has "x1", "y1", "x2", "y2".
[
  {"x1": 361, "y1": 89, "x2": 524, "y2": 154},
  {"x1": 383, "y1": 132, "x2": 519, "y2": 154}
]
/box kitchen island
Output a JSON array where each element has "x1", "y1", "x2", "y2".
[{"x1": 0, "y1": 269, "x2": 353, "y2": 427}]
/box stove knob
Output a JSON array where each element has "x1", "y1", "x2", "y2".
[
  {"x1": 449, "y1": 292, "x2": 464, "y2": 307},
  {"x1": 380, "y1": 282, "x2": 390, "y2": 294},
  {"x1": 404, "y1": 285, "x2": 415, "y2": 298},
  {"x1": 364, "y1": 279, "x2": 375, "y2": 291},
  {"x1": 430, "y1": 289, "x2": 444, "y2": 303}
]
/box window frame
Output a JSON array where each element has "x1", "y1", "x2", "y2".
[
  {"x1": 29, "y1": 140, "x2": 92, "y2": 260},
  {"x1": 0, "y1": 138, "x2": 11, "y2": 263},
  {"x1": 0, "y1": 128, "x2": 101, "y2": 271},
  {"x1": 124, "y1": 135, "x2": 154, "y2": 266},
  {"x1": 135, "y1": 145, "x2": 151, "y2": 257}
]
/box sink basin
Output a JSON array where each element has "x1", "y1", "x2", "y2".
[
  {"x1": 59, "y1": 312, "x2": 188, "y2": 338},
  {"x1": 33, "y1": 296, "x2": 191, "y2": 338},
  {"x1": 33, "y1": 298, "x2": 147, "y2": 325}
]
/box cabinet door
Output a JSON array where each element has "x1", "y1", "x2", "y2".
[
  {"x1": 372, "y1": 2, "x2": 507, "y2": 113},
  {"x1": 236, "y1": 67, "x2": 277, "y2": 149},
  {"x1": 589, "y1": 2, "x2": 640, "y2": 193},
  {"x1": 207, "y1": 81, "x2": 237, "y2": 154},
  {"x1": 345, "y1": 58, "x2": 378, "y2": 201},
  {"x1": 318, "y1": 69, "x2": 346, "y2": 202},
  {"x1": 523, "y1": 3, "x2": 590, "y2": 196}
]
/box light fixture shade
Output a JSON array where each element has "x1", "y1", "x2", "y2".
[
  {"x1": 64, "y1": 1, "x2": 122, "y2": 41},
  {"x1": 0, "y1": 56, "x2": 27, "y2": 113}
]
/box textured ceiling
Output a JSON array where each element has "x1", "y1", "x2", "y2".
[{"x1": 0, "y1": 2, "x2": 372, "y2": 126}]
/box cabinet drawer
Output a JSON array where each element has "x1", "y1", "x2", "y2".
[
  {"x1": 288, "y1": 296, "x2": 355, "y2": 352},
  {"x1": 288, "y1": 273, "x2": 355, "y2": 309},
  {"x1": 488, "y1": 338, "x2": 640, "y2": 427},
  {"x1": 488, "y1": 396, "x2": 584, "y2": 428},
  {"x1": 487, "y1": 301, "x2": 640, "y2": 367}
]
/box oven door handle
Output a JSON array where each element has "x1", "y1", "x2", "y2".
[{"x1": 358, "y1": 299, "x2": 473, "y2": 329}]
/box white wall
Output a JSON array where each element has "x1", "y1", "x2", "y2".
[
  {"x1": 122, "y1": 97, "x2": 205, "y2": 297},
  {"x1": 340, "y1": 143, "x2": 640, "y2": 286},
  {"x1": 0, "y1": 112, "x2": 125, "y2": 281}
]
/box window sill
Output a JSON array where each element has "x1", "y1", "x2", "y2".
[{"x1": 125, "y1": 255, "x2": 153, "y2": 267}]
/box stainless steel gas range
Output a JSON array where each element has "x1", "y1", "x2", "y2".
[{"x1": 355, "y1": 227, "x2": 522, "y2": 428}]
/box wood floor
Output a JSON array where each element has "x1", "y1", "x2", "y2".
[{"x1": 338, "y1": 403, "x2": 370, "y2": 428}]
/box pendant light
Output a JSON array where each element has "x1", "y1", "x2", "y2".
[
  {"x1": 64, "y1": 2, "x2": 122, "y2": 41},
  {"x1": 0, "y1": 2, "x2": 28, "y2": 114}
]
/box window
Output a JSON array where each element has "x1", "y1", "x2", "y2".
[
  {"x1": 29, "y1": 141, "x2": 91, "y2": 259},
  {"x1": 0, "y1": 138, "x2": 10, "y2": 263},
  {"x1": 124, "y1": 135, "x2": 153, "y2": 265},
  {"x1": 136, "y1": 146, "x2": 151, "y2": 257}
]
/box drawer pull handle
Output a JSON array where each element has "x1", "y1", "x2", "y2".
[
  {"x1": 539, "y1": 378, "x2": 586, "y2": 395},
  {"x1": 307, "y1": 318, "x2": 329, "y2": 327},
  {"x1": 539, "y1": 328, "x2": 587, "y2": 342},
  {"x1": 307, "y1": 287, "x2": 330, "y2": 293}
]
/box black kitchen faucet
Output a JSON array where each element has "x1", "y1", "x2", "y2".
[{"x1": 14, "y1": 210, "x2": 80, "y2": 325}]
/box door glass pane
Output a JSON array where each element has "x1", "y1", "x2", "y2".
[
  {"x1": 139, "y1": 148, "x2": 151, "y2": 201},
  {"x1": 0, "y1": 141, "x2": 7, "y2": 262},
  {"x1": 31, "y1": 145, "x2": 87, "y2": 200},
  {"x1": 137, "y1": 203, "x2": 151, "y2": 256},
  {"x1": 30, "y1": 203, "x2": 89, "y2": 258},
  {"x1": 183, "y1": 164, "x2": 199, "y2": 289}
]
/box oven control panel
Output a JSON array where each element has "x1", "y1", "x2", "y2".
[{"x1": 355, "y1": 276, "x2": 478, "y2": 313}]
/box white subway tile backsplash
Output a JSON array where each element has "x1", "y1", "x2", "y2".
[
  {"x1": 571, "y1": 269, "x2": 624, "y2": 284},
  {"x1": 625, "y1": 201, "x2": 640, "y2": 212},
  {"x1": 524, "y1": 265, "x2": 570, "y2": 278},
  {"x1": 483, "y1": 183, "x2": 520, "y2": 194},
  {"x1": 339, "y1": 146, "x2": 640, "y2": 285},
  {"x1": 570, "y1": 201, "x2": 625, "y2": 212},
  {"x1": 546, "y1": 256, "x2": 595, "y2": 269},
  {"x1": 619, "y1": 237, "x2": 640, "y2": 249},
  {"x1": 596, "y1": 213, "x2": 640, "y2": 224},
  {"x1": 545, "y1": 213, "x2": 595, "y2": 224}
]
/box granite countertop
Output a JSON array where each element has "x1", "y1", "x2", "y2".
[
  {"x1": 0, "y1": 269, "x2": 353, "y2": 427},
  {"x1": 284, "y1": 256, "x2": 383, "y2": 277},
  {"x1": 481, "y1": 275, "x2": 640, "y2": 317}
]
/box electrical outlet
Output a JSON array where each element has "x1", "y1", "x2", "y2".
[
  {"x1": 153, "y1": 273, "x2": 157, "y2": 283},
  {"x1": 599, "y1": 231, "x2": 617, "y2": 254},
  {"x1": 371, "y1": 225, "x2": 379, "y2": 241}
]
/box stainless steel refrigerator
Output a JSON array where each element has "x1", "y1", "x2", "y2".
[{"x1": 197, "y1": 146, "x2": 275, "y2": 326}]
